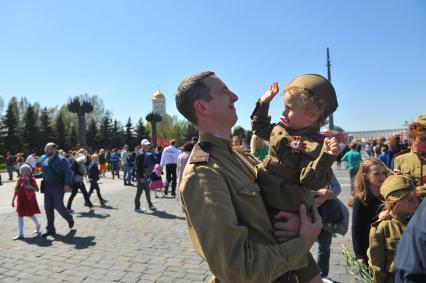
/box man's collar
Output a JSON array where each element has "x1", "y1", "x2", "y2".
[{"x1": 199, "y1": 132, "x2": 231, "y2": 151}]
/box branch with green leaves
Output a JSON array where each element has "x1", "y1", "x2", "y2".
[{"x1": 340, "y1": 244, "x2": 373, "y2": 283}]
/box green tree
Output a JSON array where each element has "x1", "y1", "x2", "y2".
[
  {"x1": 40, "y1": 107, "x2": 53, "y2": 147},
  {"x1": 55, "y1": 112, "x2": 67, "y2": 150},
  {"x1": 22, "y1": 104, "x2": 40, "y2": 153},
  {"x1": 68, "y1": 122, "x2": 79, "y2": 149},
  {"x1": 110, "y1": 119, "x2": 123, "y2": 148},
  {"x1": 135, "y1": 118, "x2": 149, "y2": 145},
  {"x1": 124, "y1": 117, "x2": 135, "y2": 147},
  {"x1": 98, "y1": 111, "x2": 112, "y2": 148},
  {"x1": 87, "y1": 118, "x2": 98, "y2": 149},
  {"x1": 2, "y1": 97, "x2": 22, "y2": 153}
]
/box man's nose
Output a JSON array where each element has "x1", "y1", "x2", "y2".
[{"x1": 230, "y1": 91, "x2": 238, "y2": 102}]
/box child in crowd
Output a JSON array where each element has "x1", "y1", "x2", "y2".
[
  {"x1": 349, "y1": 158, "x2": 387, "y2": 265},
  {"x1": 368, "y1": 175, "x2": 419, "y2": 283},
  {"x1": 11, "y1": 164, "x2": 41, "y2": 240},
  {"x1": 149, "y1": 164, "x2": 163, "y2": 198},
  {"x1": 88, "y1": 154, "x2": 106, "y2": 205},
  {"x1": 250, "y1": 74, "x2": 339, "y2": 283}
]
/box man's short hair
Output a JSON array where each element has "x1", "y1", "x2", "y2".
[{"x1": 175, "y1": 71, "x2": 215, "y2": 124}]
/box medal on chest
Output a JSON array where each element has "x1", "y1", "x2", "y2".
[{"x1": 289, "y1": 136, "x2": 305, "y2": 153}]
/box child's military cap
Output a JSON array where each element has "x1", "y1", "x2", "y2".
[
  {"x1": 285, "y1": 74, "x2": 338, "y2": 117},
  {"x1": 380, "y1": 175, "x2": 415, "y2": 199}
]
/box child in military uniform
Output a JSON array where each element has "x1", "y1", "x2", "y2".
[
  {"x1": 368, "y1": 175, "x2": 419, "y2": 283},
  {"x1": 251, "y1": 74, "x2": 340, "y2": 283}
]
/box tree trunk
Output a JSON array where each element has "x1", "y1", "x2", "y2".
[{"x1": 77, "y1": 112, "x2": 87, "y2": 146}]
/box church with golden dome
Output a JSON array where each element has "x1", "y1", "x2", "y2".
[{"x1": 152, "y1": 90, "x2": 166, "y2": 115}]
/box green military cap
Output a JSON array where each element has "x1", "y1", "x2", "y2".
[
  {"x1": 380, "y1": 175, "x2": 415, "y2": 199},
  {"x1": 285, "y1": 74, "x2": 338, "y2": 117},
  {"x1": 412, "y1": 114, "x2": 426, "y2": 126}
]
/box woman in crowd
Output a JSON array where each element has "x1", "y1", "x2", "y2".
[
  {"x1": 67, "y1": 150, "x2": 94, "y2": 212},
  {"x1": 349, "y1": 158, "x2": 387, "y2": 265}
]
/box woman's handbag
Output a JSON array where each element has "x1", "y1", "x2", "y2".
[{"x1": 319, "y1": 198, "x2": 349, "y2": 236}]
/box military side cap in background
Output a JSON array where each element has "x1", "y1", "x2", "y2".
[
  {"x1": 412, "y1": 114, "x2": 426, "y2": 127},
  {"x1": 380, "y1": 174, "x2": 415, "y2": 199},
  {"x1": 285, "y1": 74, "x2": 338, "y2": 117}
]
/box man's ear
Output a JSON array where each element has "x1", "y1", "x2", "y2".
[{"x1": 194, "y1": 100, "x2": 209, "y2": 116}]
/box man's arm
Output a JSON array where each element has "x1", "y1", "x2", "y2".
[{"x1": 181, "y1": 165, "x2": 309, "y2": 283}]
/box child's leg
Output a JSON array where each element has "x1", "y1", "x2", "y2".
[
  {"x1": 293, "y1": 252, "x2": 321, "y2": 283},
  {"x1": 30, "y1": 215, "x2": 41, "y2": 232},
  {"x1": 18, "y1": 216, "x2": 24, "y2": 236}
]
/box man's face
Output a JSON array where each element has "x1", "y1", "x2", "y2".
[
  {"x1": 201, "y1": 76, "x2": 238, "y2": 128},
  {"x1": 142, "y1": 144, "x2": 149, "y2": 152},
  {"x1": 413, "y1": 134, "x2": 426, "y2": 153},
  {"x1": 44, "y1": 145, "x2": 55, "y2": 156},
  {"x1": 282, "y1": 92, "x2": 320, "y2": 130}
]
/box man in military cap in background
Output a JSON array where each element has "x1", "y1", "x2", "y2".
[
  {"x1": 394, "y1": 114, "x2": 426, "y2": 195},
  {"x1": 175, "y1": 71, "x2": 322, "y2": 283}
]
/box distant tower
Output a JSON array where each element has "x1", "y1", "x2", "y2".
[
  {"x1": 326, "y1": 47, "x2": 334, "y2": 130},
  {"x1": 152, "y1": 90, "x2": 166, "y2": 115}
]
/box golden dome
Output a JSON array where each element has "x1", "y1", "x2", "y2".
[{"x1": 152, "y1": 90, "x2": 165, "y2": 100}]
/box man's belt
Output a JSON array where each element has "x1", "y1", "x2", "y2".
[{"x1": 261, "y1": 156, "x2": 299, "y2": 182}]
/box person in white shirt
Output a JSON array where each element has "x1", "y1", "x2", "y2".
[
  {"x1": 25, "y1": 152, "x2": 37, "y2": 170},
  {"x1": 160, "y1": 139, "x2": 180, "y2": 197}
]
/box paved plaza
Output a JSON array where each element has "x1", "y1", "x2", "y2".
[{"x1": 0, "y1": 167, "x2": 358, "y2": 283}]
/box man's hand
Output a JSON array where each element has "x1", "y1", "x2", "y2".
[
  {"x1": 299, "y1": 204, "x2": 322, "y2": 249},
  {"x1": 323, "y1": 137, "x2": 340, "y2": 156},
  {"x1": 260, "y1": 82, "x2": 279, "y2": 104},
  {"x1": 11, "y1": 200, "x2": 15, "y2": 207},
  {"x1": 273, "y1": 210, "x2": 300, "y2": 243},
  {"x1": 64, "y1": 185, "x2": 71, "y2": 193}
]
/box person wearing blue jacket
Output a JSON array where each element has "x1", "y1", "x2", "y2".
[
  {"x1": 41, "y1": 142, "x2": 74, "y2": 237},
  {"x1": 394, "y1": 198, "x2": 426, "y2": 283}
]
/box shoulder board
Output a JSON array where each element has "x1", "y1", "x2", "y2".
[
  {"x1": 189, "y1": 142, "x2": 211, "y2": 164},
  {"x1": 394, "y1": 149, "x2": 410, "y2": 158}
]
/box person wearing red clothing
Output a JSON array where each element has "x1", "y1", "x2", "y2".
[{"x1": 11, "y1": 164, "x2": 41, "y2": 240}]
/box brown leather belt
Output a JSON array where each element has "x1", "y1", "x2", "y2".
[{"x1": 261, "y1": 155, "x2": 299, "y2": 182}]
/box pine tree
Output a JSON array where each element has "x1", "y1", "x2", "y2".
[
  {"x1": 135, "y1": 118, "x2": 149, "y2": 145},
  {"x1": 2, "y1": 97, "x2": 22, "y2": 153},
  {"x1": 99, "y1": 111, "x2": 112, "y2": 148},
  {"x1": 110, "y1": 119, "x2": 123, "y2": 149},
  {"x1": 69, "y1": 123, "x2": 78, "y2": 148},
  {"x1": 40, "y1": 107, "x2": 53, "y2": 147},
  {"x1": 22, "y1": 104, "x2": 40, "y2": 153},
  {"x1": 55, "y1": 112, "x2": 67, "y2": 150},
  {"x1": 87, "y1": 118, "x2": 98, "y2": 149},
  {"x1": 124, "y1": 117, "x2": 135, "y2": 147}
]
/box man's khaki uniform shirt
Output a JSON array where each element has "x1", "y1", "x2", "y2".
[
  {"x1": 180, "y1": 133, "x2": 308, "y2": 283},
  {"x1": 394, "y1": 149, "x2": 426, "y2": 195}
]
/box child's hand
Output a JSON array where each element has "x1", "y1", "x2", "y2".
[
  {"x1": 378, "y1": 210, "x2": 392, "y2": 220},
  {"x1": 260, "y1": 82, "x2": 279, "y2": 103},
  {"x1": 323, "y1": 137, "x2": 340, "y2": 156}
]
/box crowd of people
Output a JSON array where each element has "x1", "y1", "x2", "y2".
[
  {"x1": 2, "y1": 70, "x2": 425, "y2": 283},
  {"x1": 6, "y1": 136, "x2": 198, "y2": 239}
]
